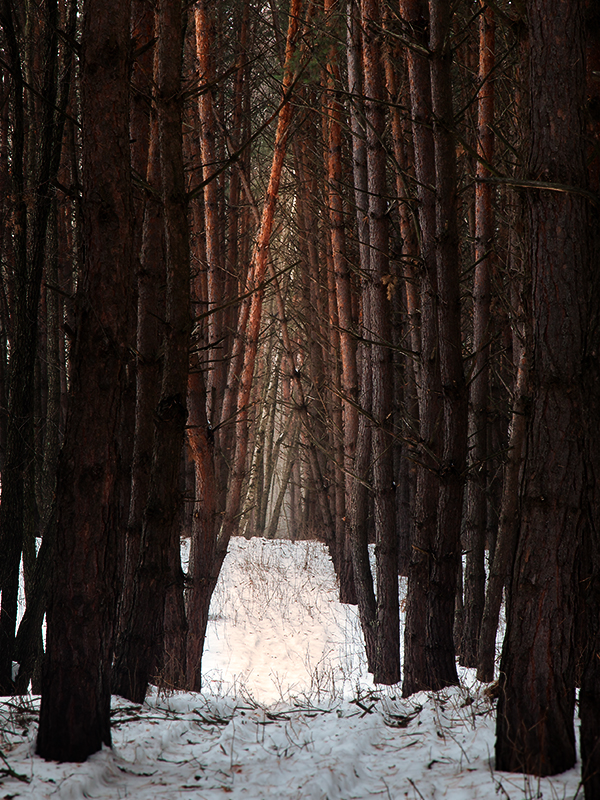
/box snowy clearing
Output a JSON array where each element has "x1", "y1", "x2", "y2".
[{"x1": 1, "y1": 537, "x2": 583, "y2": 799}]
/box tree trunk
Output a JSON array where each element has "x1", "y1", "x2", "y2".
[
  {"x1": 0, "y1": 0, "x2": 60, "y2": 695},
  {"x1": 184, "y1": 0, "x2": 306, "y2": 687},
  {"x1": 36, "y1": 0, "x2": 133, "y2": 759},
  {"x1": 579, "y1": 5, "x2": 600, "y2": 796},
  {"x1": 476, "y1": 350, "x2": 528, "y2": 682},
  {"x1": 218, "y1": 0, "x2": 304, "y2": 548},
  {"x1": 428, "y1": 0, "x2": 468, "y2": 691},
  {"x1": 495, "y1": 0, "x2": 591, "y2": 775},
  {"x1": 345, "y1": 0, "x2": 378, "y2": 673},
  {"x1": 461, "y1": 1, "x2": 495, "y2": 668},
  {"x1": 325, "y1": 0, "x2": 358, "y2": 604},
  {"x1": 400, "y1": 0, "x2": 443, "y2": 697},
  {"x1": 195, "y1": 0, "x2": 226, "y2": 425},
  {"x1": 361, "y1": 0, "x2": 400, "y2": 685},
  {"x1": 112, "y1": 0, "x2": 190, "y2": 705}
]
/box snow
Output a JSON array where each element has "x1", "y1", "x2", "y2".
[{"x1": 1, "y1": 537, "x2": 582, "y2": 799}]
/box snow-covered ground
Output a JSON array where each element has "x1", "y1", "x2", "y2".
[{"x1": 1, "y1": 537, "x2": 582, "y2": 798}]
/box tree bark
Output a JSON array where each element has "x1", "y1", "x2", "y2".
[
  {"x1": 112, "y1": 0, "x2": 190, "y2": 705},
  {"x1": 36, "y1": 0, "x2": 133, "y2": 759},
  {"x1": 400, "y1": 0, "x2": 443, "y2": 697},
  {"x1": 495, "y1": 0, "x2": 591, "y2": 775},
  {"x1": 325, "y1": 0, "x2": 358, "y2": 604},
  {"x1": 361, "y1": 0, "x2": 400, "y2": 685},
  {"x1": 428, "y1": 0, "x2": 468, "y2": 691},
  {"x1": 476, "y1": 349, "x2": 528, "y2": 682},
  {"x1": 461, "y1": 1, "x2": 495, "y2": 668}
]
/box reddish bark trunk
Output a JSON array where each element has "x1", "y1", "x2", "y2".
[
  {"x1": 195, "y1": 1, "x2": 226, "y2": 425},
  {"x1": 218, "y1": 0, "x2": 305, "y2": 555}
]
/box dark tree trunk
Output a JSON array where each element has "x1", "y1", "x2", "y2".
[
  {"x1": 427, "y1": 0, "x2": 467, "y2": 692},
  {"x1": 495, "y1": 0, "x2": 593, "y2": 776},
  {"x1": 361, "y1": 0, "x2": 400, "y2": 686},
  {"x1": 114, "y1": 108, "x2": 165, "y2": 680},
  {"x1": 460, "y1": 1, "x2": 495, "y2": 668},
  {"x1": 382, "y1": 28, "x2": 417, "y2": 577},
  {"x1": 111, "y1": 0, "x2": 190, "y2": 705},
  {"x1": 185, "y1": 366, "x2": 218, "y2": 691},
  {"x1": 0, "y1": 0, "x2": 59, "y2": 696},
  {"x1": 579, "y1": 4, "x2": 600, "y2": 796},
  {"x1": 36, "y1": 0, "x2": 133, "y2": 760},
  {"x1": 345, "y1": 0, "x2": 377, "y2": 673},
  {"x1": 400, "y1": 0, "x2": 441, "y2": 697},
  {"x1": 476, "y1": 350, "x2": 529, "y2": 682}
]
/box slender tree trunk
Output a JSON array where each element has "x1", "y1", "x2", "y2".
[
  {"x1": 461, "y1": 2, "x2": 495, "y2": 667},
  {"x1": 382, "y1": 28, "x2": 417, "y2": 576},
  {"x1": 345, "y1": 0, "x2": 378, "y2": 673},
  {"x1": 325, "y1": 0, "x2": 357, "y2": 604},
  {"x1": 115, "y1": 106, "x2": 165, "y2": 657},
  {"x1": 185, "y1": 326, "x2": 217, "y2": 690},
  {"x1": 428, "y1": 0, "x2": 467, "y2": 691},
  {"x1": 361, "y1": 0, "x2": 400, "y2": 685},
  {"x1": 195, "y1": 1, "x2": 225, "y2": 425},
  {"x1": 400, "y1": 0, "x2": 443, "y2": 697},
  {"x1": 183, "y1": 0, "x2": 307, "y2": 687}
]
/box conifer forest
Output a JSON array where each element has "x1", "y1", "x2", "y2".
[{"x1": 0, "y1": 0, "x2": 599, "y2": 794}]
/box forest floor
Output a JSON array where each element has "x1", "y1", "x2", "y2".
[{"x1": 0, "y1": 537, "x2": 583, "y2": 799}]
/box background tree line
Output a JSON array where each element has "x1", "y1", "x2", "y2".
[{"x1": 0, "y1": 0, "x2": 599, "y2": 793}]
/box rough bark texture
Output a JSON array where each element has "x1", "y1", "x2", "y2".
[
  {"x1": 400, "y1": 0, "x2": 440, "y2": 696},
  {"x1": 402, "y1": 0, "x2": 463, "y2": 697},
  {"x1": 36, "y1": 0, "x2": 133, "y2": 759},
  {"x1": 111, "y1": 0, "x2": 190, "y2": 705},
  {"x1": 427, "y1": 0, "x2": 467, "y2": 692},
  {"x1": 345, "y1": 0, "x2": 377, "y2": 674},
  {"x1": 579, "y1": 9, "x2": 600, "y2": 795},
  {"x1": 115, "y1": 108, "x2": 165, "y2": 664},
  {"x1": 495, "y1": 0, "x2": 591, "y2": 776}
]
